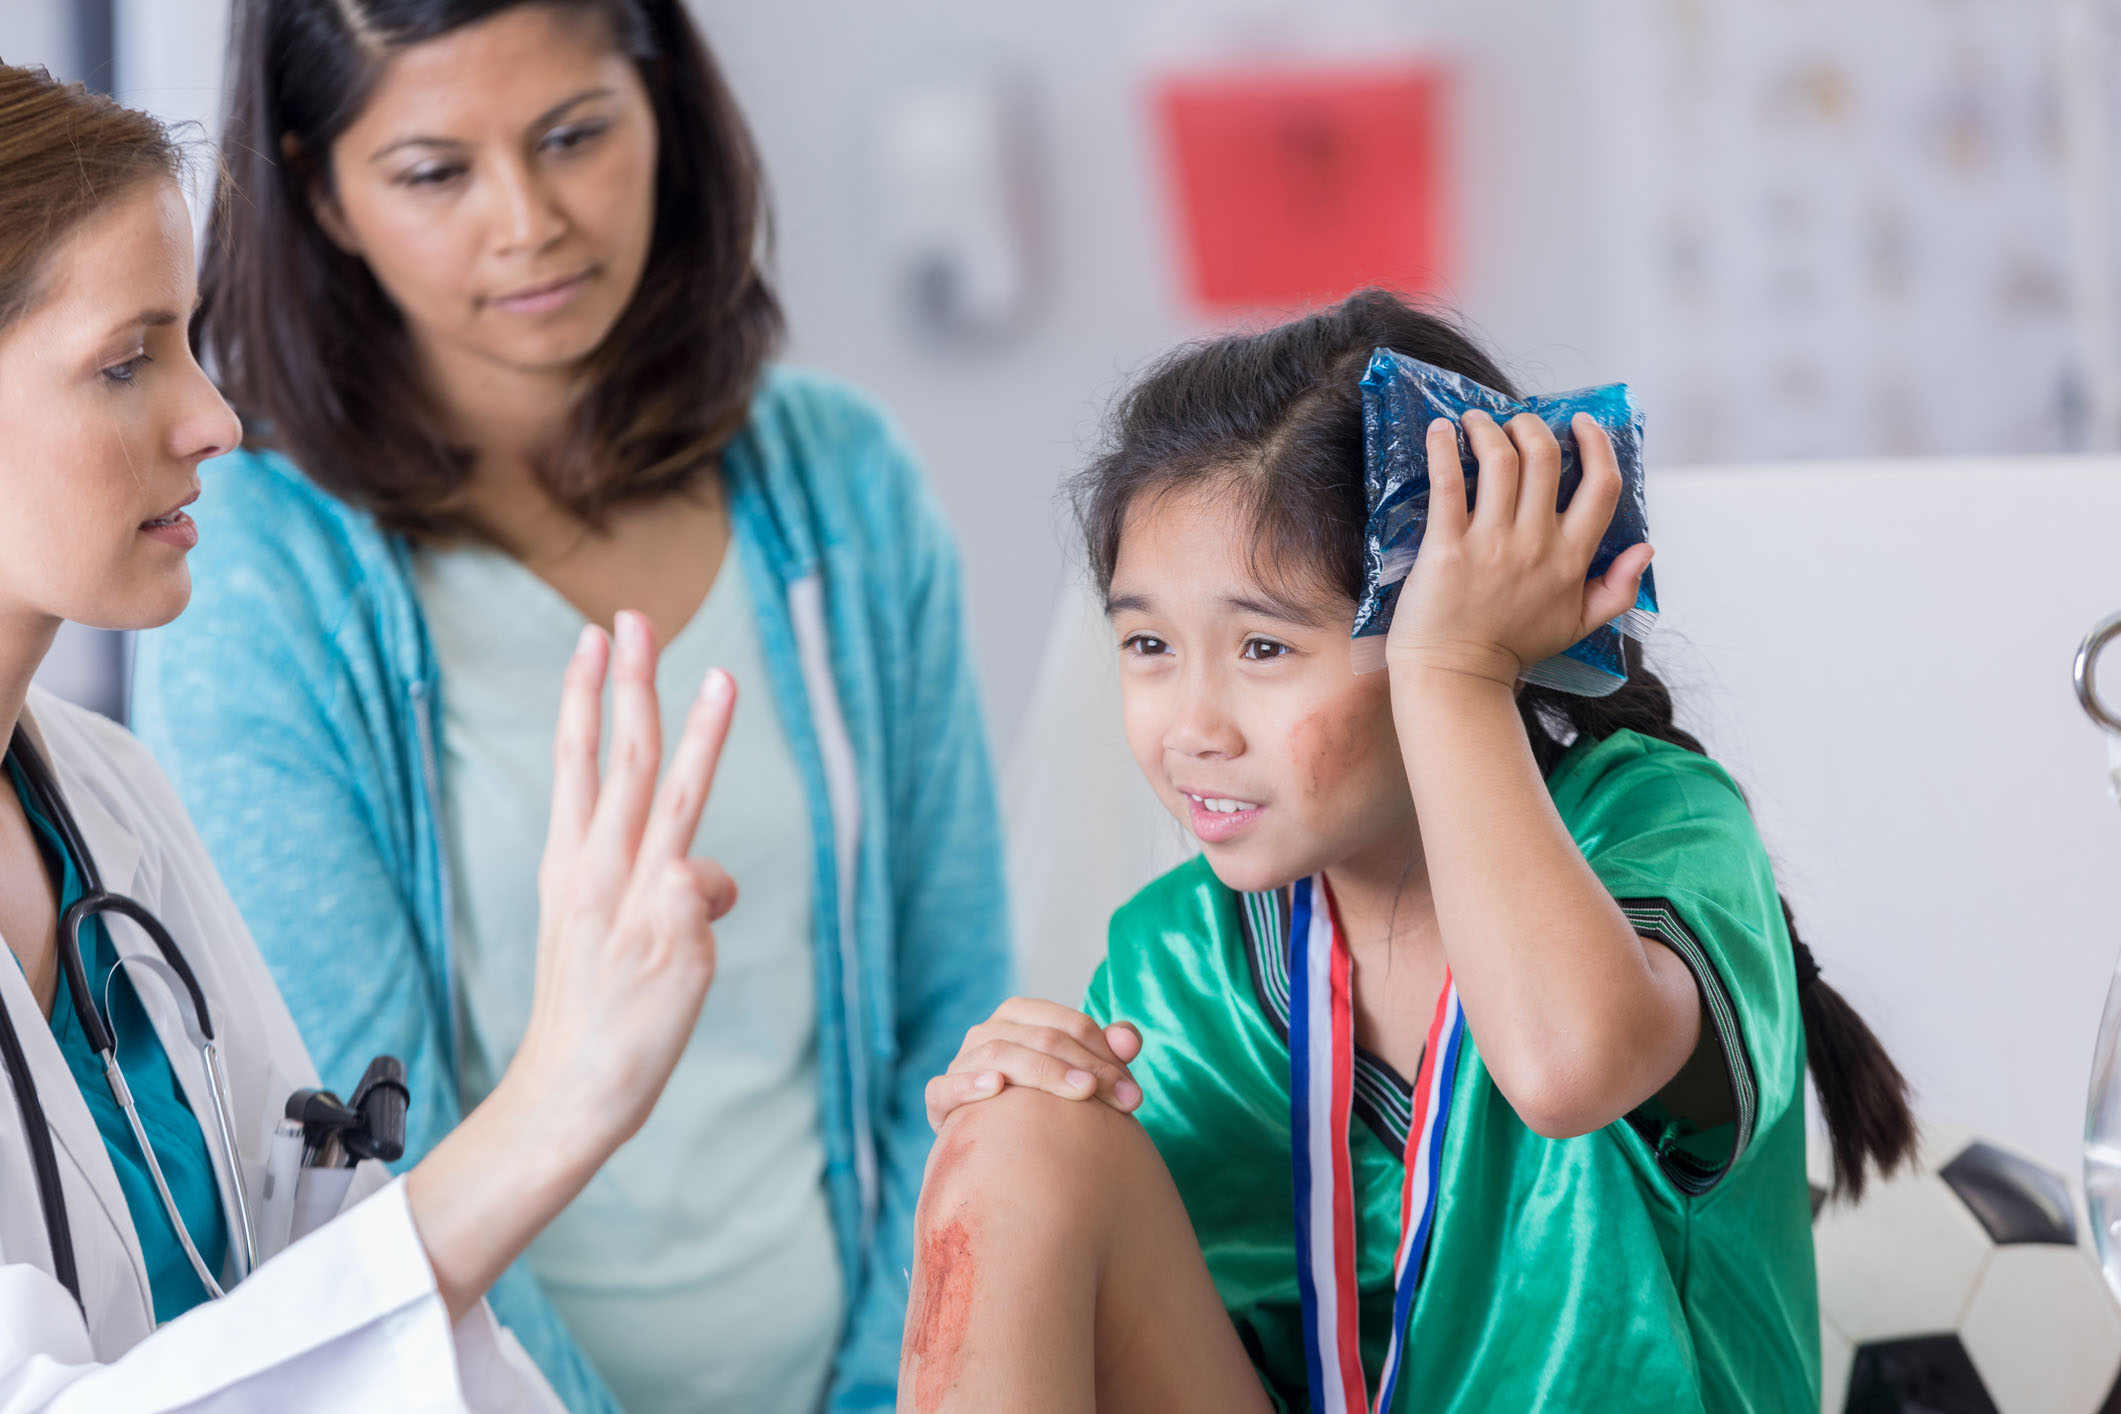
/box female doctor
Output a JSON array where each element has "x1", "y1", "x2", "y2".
[{"x1": 0, "y1": 62, "x2": 741, "y2": 1409}]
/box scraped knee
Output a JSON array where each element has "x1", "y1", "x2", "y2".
[{"x1": 919, "y1": 1087, "x2": 1156, "y2": 1231}]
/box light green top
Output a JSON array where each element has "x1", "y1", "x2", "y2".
[
  {"x1": 414, "y1": 542, "x2": 841, "y2": 1414},
  {"x1": 1087, "y1": 729, "x2": 1818, "y2": 1413}
]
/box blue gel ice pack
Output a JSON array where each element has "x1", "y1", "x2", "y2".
[{"x1": 1350, "y1": 348, "x2": 1657, "y2": 695}]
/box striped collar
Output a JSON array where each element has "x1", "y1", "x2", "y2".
[{"x1": 1238, "y1": 886, "x2": 1417, "y2": 1152}]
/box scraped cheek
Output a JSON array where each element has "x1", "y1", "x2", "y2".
[
  {"x1": 1293, "y1": 699, "x2": 1381, "y2": 803},
  {"x1": 905, "y1": 1213, "x2": 979, "y2": 1412}
]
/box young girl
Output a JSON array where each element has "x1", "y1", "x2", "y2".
[{"x1": 903, "y1": 290, "x2": 1914, "y2": 1413}]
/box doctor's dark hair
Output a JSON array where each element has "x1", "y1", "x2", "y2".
[
  {"x1": 197, "y1": 0, "x2": 780, "y2": 540},
  {"x1": 1073, "y1": 288, "x2": 1916, "y2": 1201},
  {"x1": 0, "y1": 64, "x2": 180, "y2": 335}
]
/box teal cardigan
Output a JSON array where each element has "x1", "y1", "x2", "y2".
[{"x1": 130, "y1": 369, "x2": 1013, "y2": 1411}]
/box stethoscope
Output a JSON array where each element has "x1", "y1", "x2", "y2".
[{"x1": 0, "y1": 728, "x2": 258, "y2": 1312}]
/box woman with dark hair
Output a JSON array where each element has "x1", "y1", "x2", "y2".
[{"x1": 129, "y1": 3, "x2": 1010, "y2": 1411}]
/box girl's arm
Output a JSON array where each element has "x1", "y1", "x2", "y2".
[{"x1": 1386, "y1": 410, "x2": 1701, "y2": 1139}]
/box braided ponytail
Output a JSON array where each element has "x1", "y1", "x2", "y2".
[{"x1": 1519, "y1": 643, "x2": 1916, "y2": 1200}]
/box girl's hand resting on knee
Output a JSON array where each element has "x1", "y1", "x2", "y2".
[{"x1": 926, "y1": 997, "x2": 1144, "y2": 1130}]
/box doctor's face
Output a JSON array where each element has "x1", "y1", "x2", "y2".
[
  {"x1": 0, "y1": 178, "x2": 239, "y2": 634},
  {"x1": 315, "y1": 4, "x2": 660, "y2": 391}
]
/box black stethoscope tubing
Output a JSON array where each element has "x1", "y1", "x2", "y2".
[
  {"x1": 1, "y1": 727, "x2": 220, "y2": 1310},
  {"x1": 0, "y1": 970, "x2": 79, "y2": 1307},
  {"x1": 13, "y1": 731, "x2": 214, "y2": 1048}
]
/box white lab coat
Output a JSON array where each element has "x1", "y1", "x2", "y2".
[{"x1": 0, "y1": 688, "x2": 563, "y2": 1413}]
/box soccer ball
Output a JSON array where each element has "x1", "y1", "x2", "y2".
[{"x1": 1811, "y1": 1125, "x2": 2121, "y2": 1412}]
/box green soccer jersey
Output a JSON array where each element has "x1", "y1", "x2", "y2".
[{"x1": 1085, "y1": 729, "x2": 1819, "y2": 1413}]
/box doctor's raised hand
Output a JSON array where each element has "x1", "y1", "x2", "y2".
[{"x1": 409, "y1": 613, "x2": 738, "y2": 1321}]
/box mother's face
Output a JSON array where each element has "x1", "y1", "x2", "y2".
[
  {"x1": 317, "y1": 4, "x2": 660, "y2": 383},
  {"x1": 0, "y1": 178, "x2": 239, "y2": 634}
]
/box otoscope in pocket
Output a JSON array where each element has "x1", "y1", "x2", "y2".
[{"x1": 286, "y1": 1054, "x2": 410, "y2": 1168}]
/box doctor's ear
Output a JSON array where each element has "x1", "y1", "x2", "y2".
[{"x1": 282, "y1": 133, "x2": 360, "y2": 257}]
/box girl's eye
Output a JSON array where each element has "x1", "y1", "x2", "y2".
[
  {"x1": 1241, "y1": 637, "x2": 1292, "y2": 662},
  {"x1": 541, "y1": 121, "x2": 609, "y2": 155},
  {"x1": 1121, "y1": 633, "x2": 1170, "y2": 657},
  {"x1": 100, "y1": 353, "x2": 152, "y2": 387}
]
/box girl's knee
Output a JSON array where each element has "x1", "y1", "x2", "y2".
[{"x1": 920, "y1": 1087, "x2": 1154, "y2": 1225}]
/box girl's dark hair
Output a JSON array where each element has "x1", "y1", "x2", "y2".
[
  {"x1": 197, "y1": 0, "x2": 781, "y2": 540},
  {"x1": 1074, "y1": 288, "x2": 1915, "y2": 1201}
]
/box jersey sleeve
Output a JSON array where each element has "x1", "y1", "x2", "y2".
[
  {"x1": 1083, "y1": 957, "x2": 1118, "y2": 1028},
  {"x1": 1078, "y1": 857, "x2": 1293, "y2": 1159},
  {"x1": 1556, "y1": 735, "x2": 1804, "y2": 1194}
]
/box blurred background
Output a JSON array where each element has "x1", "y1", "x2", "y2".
[{"x1": 9, "y1": 0, "x2": 2121, "y2": 1207}]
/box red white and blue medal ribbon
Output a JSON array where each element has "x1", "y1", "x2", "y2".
[{"x1": 1289, "y1": 873, "x2": 1466, "y2": 1414}]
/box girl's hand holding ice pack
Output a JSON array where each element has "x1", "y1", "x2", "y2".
[
  {"x1": 1385, "y1": 405, "x2": 1656, "y2": 694},
  {"x1": 1355, "y1": 349, "x2": 1658, "y2": 694}
]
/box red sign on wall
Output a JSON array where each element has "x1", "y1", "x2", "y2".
[{"x1": 1154, "y1": 63, "x2": 1453, "y2": 313}]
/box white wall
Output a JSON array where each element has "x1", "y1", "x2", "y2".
[
  {"x1": 1659, "y1": 457, "x2": 2121, "y2": 1181},
  {"x1": 112, "y1": 0, "x2": 228, "y2": 157},
  {"x1": 0, "y1": 1, "x2": 69, "y2": 76}
]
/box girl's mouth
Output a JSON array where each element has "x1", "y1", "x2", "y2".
[{"x1": 1185, "y1": 792, "x2": 1262, "y2": 845}]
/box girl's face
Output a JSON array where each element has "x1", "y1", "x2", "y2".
[
  {"x1": 0, "y1": 178, "x2": 240, "y2": 633},
  {"x1": 1109, "y1": 480, "x2": 1417, "y2": 895},
  {"x1": 318, "y1": 4, "x2": 659, "y2": 384}
]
